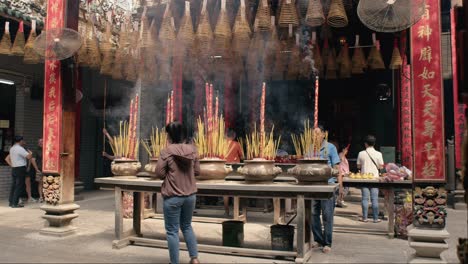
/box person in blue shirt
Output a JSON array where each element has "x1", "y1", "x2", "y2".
[{"x1": 311, "y1": 125, "x2": 340, "y2": 254}]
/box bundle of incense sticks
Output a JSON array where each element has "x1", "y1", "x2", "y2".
[
  {"x1": 240, "y1": 124, "x2": 280, "y2": 160},
  {"x1": 141, "y1": 127, "x2": 167, "y2": 158},
  {"x1": 104, "y1": 120, "x2": 139, "y2": 159},
  {"x1": 194, "y1": 116, "x2": 231, "y2": 159},
  {"x1": 166, "y1": 91, "x2": 175, "y2": 124},
  {"x1": 291, "y1": 120, "x2": 328, "y2": 159}
]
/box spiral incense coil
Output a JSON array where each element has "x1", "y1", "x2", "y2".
[
  {"x1": 76, "y1": 20, "x2": 89, "y2": 66},
  {"x1": 11, "y1": 23, "x2": 25, "y2": 56},
  {"x1": 305, "y1": 0, "x2": 325, "y2": 27},
  {"x1": 87, "y1": 21, "x2": 101, "y2": 69},
  {"x1": 0, "y1": 23, "x2": 12, "y2": 55},
  {"x1": 125, "y1": 32, "x2": 139, "y2": 82},
  {"x1": 140, "y1": 16, "x2": 152, "y2": 49},
  {"x1": 298, "y1": 0, "x2": 309, "y2": 19},
  {"x1": 389, "y1": 46, "x2": 403, "y2": 69},
  {"x1": 140, "y1": 49, "x2": 158, "y2": 85},
  {"x1": 177, "y1": 2, "x2": 195, "y2": 50},
  {"x1": 214, "y1": 0, "x2": 232, "y2": 55},
  {"x1": 232, "y1": 1, "x2": 251, "y2": 57},
  {"x1": 368, "y1": 44, "x2": 385, "y2": 70},
  {"x1": 338, "y1": 45, "x2": 351, "y2": 78},
  {"x1": 325, "y1": 48, "x2": 337, "y2": 79},
  {"x1": 272, "y1": 41, "x2": 288, "y2": 80},
  {"x1": 255, "y1": 0, "x2": 271, "y2": 32},
  {"x1": 159, "y1": 5, "x2": 176, "y2": 59},
  {"x1": 279, "y1": 0, "x2": 299, "y2": 28},
  {"x1": 23, "y1": 26, "x2": 41, "y2": 64},
  {"x1": 351, "y1": 47, "x2": 366, "y2": 74},
  {"x1": 195, "y1": 0, "x2": 213, "y2": 58},
  {"x1": 327, "y1": 0, "x2": 348, "y2": 28},
  {"x1": 100, "y1": 22, "x2": 114, "y2": 76},
  {"x1": 313, "y1": 43, "x2": 323, "y2": 77},
  {"x1": 112, "y1": 25, "x2": 130, "y2": 80}
]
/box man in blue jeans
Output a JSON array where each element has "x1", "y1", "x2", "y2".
[{"x1": 309, "y1": 126, "x2": 340, "y2": 254}]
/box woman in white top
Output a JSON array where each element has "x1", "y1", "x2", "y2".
[{"x1": 356, "y1": 135, "x2": 384, "y2": 223}]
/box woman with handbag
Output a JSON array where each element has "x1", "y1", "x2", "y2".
[
  {"x1": 155, "y1": 122, "x2": 200, "y2": 264},
  {"x1": 356, "y1": 135, "x2": 384, "y2": 223}
]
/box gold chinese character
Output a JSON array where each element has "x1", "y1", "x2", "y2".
[
  {"x1": 47, "y1": 115, "x2": 57, "y2": 125},
  {"x1": 422, "y1": 4, "x2": 430, "y2": 20},
  {"x1": 422, "y1": 160, "x2": 436, "y2": 177},
  {"x1": 51, "y1": 17, "x2": 58, "y2": 28},
  {"x1": 48, "y1": 86, "x2": 56, "y2": 99},
  {"x1": 419, "y1": 46, "x2": 432, "y2": 63},
  {"x1": 51, "y1": 1, "x2": 59, "y2": 13},
  {"x1": 49, "y1": 62, "x2": 57, "y2": 70},
  {"x1": 422, "y1": 120, "x2": 436, "y2": 138},
  {"x1": 48, "y1": 101, "x2": 56, "y2": 112},
  {"x1": 423, "y1": 142, "x2": 435, "y2": 157},
  {"x1": 419, "y1": 67, "x2": 435, "y2": 80},
  {"x1": 423, "y1": 100, "x2": 436, "y2": 118},
  {"x1": 422, "y1": 84, "x2": 436, "y2": 98},
  {"x1": 418, "y1": 25, "x2": 433, "y2": 41},
  {"x1": 49, "y1": 73, "x2": 56, "y2": 84}
]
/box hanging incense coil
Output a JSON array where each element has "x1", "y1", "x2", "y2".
[
  {"x1": 112, "y1": 25, "x2": 130, "y2": 80},
  {"x1": 23, "y1": 27, "x2": 41, "y2": 64},
  {"x1": 298, "y1": 0, "x2": 309, "y2": 19},
  {"x1": 325, "y1": 48, "x2": 337, "y2": 79},
  {"x1": 272, "y1": 40, "x2": 288, "y2": 80},
  {"x1": 279, "y1": 0, "x2": 299, "y2": 28},
  {"x1": 389, "y1": 41, "x2": 402, "y2": 69},
  {"x1": 232, "y1": 1, "x2": 251, "y2": 57},
  {"x1": 87, "y1": 21, "x2": 101, "y2": 69},
  {"x1": 338, "y1": 45, "x2": 351, "y2": 78},
  {"x1": 177, "y1": 2, "x2": 195, "y2": 52},
  {"x1": 195, "y1": 0, "x2": 213, "y2": 58},
  {"x1": 287, "y1": 36, "x2": 301, "y2": 80},
  {"x1": 255, "y1": 0, "x2": 271, "y2": 32},
  {"x1": 327, "y1": 0, "x2": 348, "y2": 28},
  {"x1": 11, "y1": 22, "x2": 25, "y2": 56},
  {"x1": 368, "y1": 43, "x2": 385, "y2": 70},
  {"x1": 140, "y1": 16, "x2": 152, "y2": 49},
  {"x1": 100, "y1": 22, "x2": 114, "y2": 76},
  {"x1": 264, "y1": 19, "x2": 280, "y2": 80},
  {"x1": 214, "y1": 0, "x2": 232, "y2": 56},
  {"x1": 351, "y1": 47, "x2": 366, "y2": 74},
  {"x1": 0, "y1": 23, "x2": 12, "y2": 55},
  {"x1": 125, "y1": 31, "x2": 139, "y2": 82},
  {"x1": 159, "y1": 5, "x2": 176, "y2": 60},
  {"x1": 305, "y1": 0, "x2": 325, "y2": 27},
  {"x1": 76, "y1": 20, "x2": 89, "y2": 66},
  {"x1": 313, "y1": 43, "x2": 323, "y2": 77}
]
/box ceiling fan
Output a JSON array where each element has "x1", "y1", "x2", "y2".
[{"x1": 33, "y1": 28, "x2": 83, "y2": 61}]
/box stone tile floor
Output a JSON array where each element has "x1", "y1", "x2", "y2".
[{"x1": 0, "y1": 190, "x2": 465, "y2": 263}]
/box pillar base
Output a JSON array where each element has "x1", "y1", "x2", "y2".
[
  {"x1": 40, "y1": 203, "x2": 80, "y2": 237},
  {"x1": 407, "y1": 224, "x2": 449, "y2": 263}
]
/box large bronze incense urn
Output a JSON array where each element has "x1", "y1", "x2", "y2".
[
  {"x1": 143, "y1": 158, "x2": 161, "y2": 179},
  {"x1": 237, "y1": 159, "x2": 282, "y2": 183},
  {"x1": 287, "y1": 159, "x2": 332, "y2": 184},
  {"x1": 111, "y1": 159, "x2": 141, "y2": 178},
  {"x1": 197, "y1": 158, "x2": 233, "y2": 181}
]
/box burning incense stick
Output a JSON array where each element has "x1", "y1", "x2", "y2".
[
  {"x1": 314, "y1": 76, "x2": 319, "y2": 128},
  {"x1": 194, "y1": 116, "x2": 231, "y2": 159},
  {"x1": 291, "y1": 120, "x2": 328, "y2": 159},
  {"x1": 241, "y1": 124, "x2": 280, "y2": 160},
  {"x1": 260, "y1": 82, "x2": 266, "y2": 156}
]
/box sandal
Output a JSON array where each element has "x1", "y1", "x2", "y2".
[
  {"x1": 322, "y1": 246, "x2": 332, "y2": 254},
  {"x1": 358, "y1": 218, "x2": 369, "y2": 223},
  {"x1": 373, "y1": 219, "x2": 382, "y2": 223}
]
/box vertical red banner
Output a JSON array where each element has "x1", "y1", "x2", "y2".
[
  {"x1": 451, "y1": 8, "x2": 467, "y2": 169},
  {"x1": 42, "y1": 0, "x2": 64, "y2": 174},
  {"x1": 410, "y1": 0, "x2": 446, "y2": 182},
  {"x1": 401, "y1": 64, "x2": 413, "y2": 170}
]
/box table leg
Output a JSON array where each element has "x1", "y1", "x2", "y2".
[
  {"x1": 115, "y1": 187, "x2": 123, "y2": 240},
  {"x1": 387, "y1": 188, "x2": 395, "y2": 238},
  {"x1": 273, "y1": 198, "x2": 284, "y2": 224},
  {"x1": 296, "y1": 195, "x2": 305, "y2": 262},
  {"x1": 152, "y1": 193, "x2": 157, "y2": 214},
  {"x1": 133, "y1": 191, "x2": 142, "y2": 237}
]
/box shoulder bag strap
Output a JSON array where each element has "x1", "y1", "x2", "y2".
[{"x1": 365, "y1": 150, "x2": 381, "y2": 172}]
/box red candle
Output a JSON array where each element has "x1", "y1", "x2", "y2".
[
  {"x1": 128, "y1": 99, "x2": 134, "y2": 158},
  {"x1": 166, "y1": 94, "x2": 170, "y2": 125},
  {"x1": 215, "y1": 95, "x2": 219, "y2": 127},
  {"x1": 314, "y1": 76, "x2": 319, "y2": 128},
  {"x1": 170, "y1": 91, "x2": 174, "y2": 122}
]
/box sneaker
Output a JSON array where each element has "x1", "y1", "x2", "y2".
[
  {"x1": 311, "y1": 242, "x2": 323, "y2": 249},
  {"x1": 10, "y1": 204, "x2": 24, "y2": 208},
  {"x1": 322, "y1": 246, "x2": 332, "y2": 253},
  {"x1": 30, "y1": 198, "x2": 38, "y2": 203}
]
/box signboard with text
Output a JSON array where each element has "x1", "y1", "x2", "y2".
[
  {"x1": 410, "y1": 0, "x2": 445, "y2": 182},
  {"x1": 42, "y1": 0, "x2": 64, "y2": 174}
]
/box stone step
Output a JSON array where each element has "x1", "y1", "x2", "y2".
[
  {"x1": 407, "y1": 224, "x2": 450, "y2": 243},
  {"x1": 408, "y1": 254, "x2": 447, "y2": 264}
]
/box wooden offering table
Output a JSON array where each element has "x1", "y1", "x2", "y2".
[{"x1": 95, "y1": 177, "x2": 337, "y2": 263}]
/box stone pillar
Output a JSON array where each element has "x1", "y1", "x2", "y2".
[
  {"x1": 408, "y1": 186, "x2": 449, "y2": 263},
  {"x1": 40, "y1": 0, "x2": 80, "y2": 237}
]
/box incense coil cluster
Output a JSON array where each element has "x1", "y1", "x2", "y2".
[
  {"x1": 43, "y1": 175, "x2": 60, "y2": 205},
  {"x1": 214, "y1": 3, "x2": 232, "y2": 56},
  {"x1": 0, "y1": 23, "x2": 12, "y2": 55},
  {"x1": 327, "y1": 0, "x2": 348, "y2": 28},
  {"x1": 24, "y1": 26, "x2": 41, "y2": 64},
  {"x1": 232, "y1": 2, "x2": 251, "y2": 57},
  {"x1": 255, "y1": 0, "x2": 271, "y2": 32},
  {"x1": 305, "y1": 0, "x2": 325, "y2": 27},
  {"x1": 11, "y1": 22, "x2": 25, "y2": 56},
  {"x1": 279, "y1": 0, "x2": 299, "y2": 28}
]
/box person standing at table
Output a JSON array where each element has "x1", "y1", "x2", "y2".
[
  {"x1": 357, "y1": 135, "x2": 384, "y2": 223},
  {"x1": 156, "y1": 122, "x2": 200, "y2": 264},
  {"x1": 5, "y1": 136, "x2": 33, "y2": 208},
  {"x1": 337, "y1": 144, "x2": 350, "y2": 208},
  {"x1": 309, "y1": 125, "x2": 341, "y2": 254}
]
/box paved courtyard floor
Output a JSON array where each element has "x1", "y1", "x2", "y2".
[{"x1": 0, "y1": 189, "x2": 465, "y2": 263}]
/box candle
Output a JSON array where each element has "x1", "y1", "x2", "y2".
[
  {"x1": 166, "y1": 94, "x2": 170, "y2": 125},
  {"x1": 128, "y1": 99, "x2": 134, "y2": 158},
  {"x1": 132, "y1": 94, "x2": 139, "y2": 159},
  {"x1": 260, "y1": 82, "x2": 266, "y2": 158},
  {"x1": 170, "y1": 90, "x2": 174, "y2": 122},
  {"x1": 314, "y1": 76, "x2": 319, "y2": 129},
  {"x1": 215, "y1": 95, "x2": 219, "y2": 128}
]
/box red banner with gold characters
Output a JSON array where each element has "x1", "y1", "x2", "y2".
[
  {"x1": 451, "y1": 8, "x2": 466, "y2": 169},
  {"x1": 410, "y1": 0, "x2": 445, "y2": 182},
  {"x1": 42, "y1": 0, "x2": 64, "y2": 174},
  {"x1": 401, "y1": 64, "x2": 413, "y2": 170}
]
